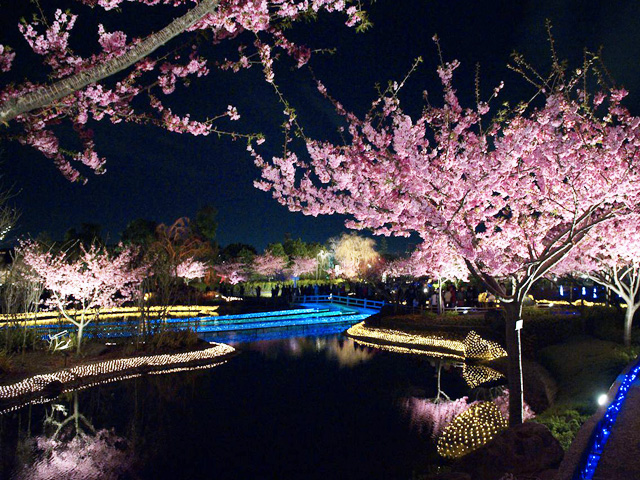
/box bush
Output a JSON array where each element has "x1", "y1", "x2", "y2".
[
  {"x1": 148, "y1": 329, "x2": 199, "y2": 351},
  {"x1": 0, "y1": 326, "x2": 44, "y2": 353},
  {"x1": 521, "y1": 308, "x2": 585, "y2": 353},
  {"x1": 534, "y1": 408, "x2": 591, "y2": 451}
]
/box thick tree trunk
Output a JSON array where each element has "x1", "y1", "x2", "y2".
[
  {"x1": 502, "y1": 301, "x2": 524, "y2": 426},
  {"x1": 624, "y1": 305, "x2": 638, "y2": 347},
  {"x1": 0, "y1": 0, "x2": 219, "y2": 124}
]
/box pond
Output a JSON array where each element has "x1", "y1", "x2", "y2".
[{"x1": 0, "y1": 327, "x2": 471, "y2": 480}]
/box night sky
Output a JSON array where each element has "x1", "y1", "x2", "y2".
[{"x1": 2, "y1": 0, "x2": 640, "y2": 251}]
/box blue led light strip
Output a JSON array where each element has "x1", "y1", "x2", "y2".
[{"x1": 573, "y1": 356, "x2": 640, "y2": 480}]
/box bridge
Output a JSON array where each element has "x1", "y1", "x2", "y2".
[{"x1": 2, "y1": 296, "x2": 382, "y2": 341}]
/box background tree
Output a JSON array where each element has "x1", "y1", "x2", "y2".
[
  {"x1": 20, "y1": 241, "x2": 147, "y2": 353},
  {"x1": 121, "y1": 218, "x2": 158, "y2": 247},
  {"x1": 554, "y1": 215, "x2": 640, "y2": 346},
  {"x1": 331, "y1": 233, "x2": 380, "y2": 280},
  {"x1": 252, "y1": 252, "x2": 286, "y2": 280}
]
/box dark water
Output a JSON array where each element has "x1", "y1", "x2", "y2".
[{"x1": 0, "y1": 330, "x2": 468, "y2": 480}]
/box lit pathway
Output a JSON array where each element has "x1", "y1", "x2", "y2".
[
  {"x1": 589, "y1": 381, "x2": 640, "y2": 479},
  {"x1": 559, "y1": 357, "x2": 640, "y2": 480}
]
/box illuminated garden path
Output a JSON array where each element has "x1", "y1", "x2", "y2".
[
  {"x1": 587, "y1": 371, "x2": 640, "y2": 480},
  {"x1": 560, "y1": 356, "x2": 640, "y2": 480}
]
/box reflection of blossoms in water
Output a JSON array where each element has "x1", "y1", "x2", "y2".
[
  {"x1": 402, "y1": 397, "x2": 472, "y2": 438},
  {"x1": 324, "y1": 338, "x2": 375, "y2": 367},
  {"x1": 402, "y1": 390, "x2": 535, "y2": 439},
  {"x1": 19, "y1": 430, "x2": 132, "y2": 480}
]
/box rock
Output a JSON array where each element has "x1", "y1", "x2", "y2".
[{"x1": 456, "y1": 422, "x2": 564, "y2": 480}]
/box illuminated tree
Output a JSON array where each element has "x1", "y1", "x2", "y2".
[
  {"x1": 252, "y1": 252, "x2": 286, "y2": 279},
  {"x1": 20, "y1": 241, "x2": 147, "y2": 353},
  {"x1": 254, "y1": 52, "x2": 640, "y2": 424},
  {"x1": 0, "y1": 0, "x2": 366, "y2": 182},
  {"x1": 331, "y1": 233, "x2": 380, "y2": 280},
  {"x1": 213, "y1": 260, "x2": 248, "y2": 285},
  {"x1": 554, "y1": 215, "x2": 640, "y2": 346},
  {"x1": 288, "y1": 256, "x2": 318, "y2": 278}
]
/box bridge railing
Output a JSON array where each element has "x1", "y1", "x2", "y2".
[{"x1": 294, "y1": 294, "x2": 385, "y2": 311}]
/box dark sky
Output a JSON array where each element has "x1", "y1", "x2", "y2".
[{"x1": 2, "y1": 0, "x2": 640, "y2": 251}]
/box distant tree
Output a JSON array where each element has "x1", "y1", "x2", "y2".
[
  {"x1": 554, "y1": 215, "x2": 640, "y2": 346},
  {"x1": 266, "y1": 242, "x2": 287, "y2": 259},
  {"x1": 194, "y1": 205, "x2": 218, "y2": 242},
  {"x1": 20, "y1": 241, "x2": 147, "y2": 353},
  {"x1": 63, "y1": 222, "x2": 103, "y2": 248},
  {"x1": 331, "y1": 233, "x2": 379, "y2": 280},
  {"x1": 121, "y1": 218, "x2": 158, "y2": 246},
  {"x1": 288, "y1": 256, "x2": 318, "y2": 278},
  {"x1": 213, "y1": 261, "x2": 248, "y2": 285},
  {"x1": 252, "y1": 252, "x2": 286, "y2": 279},
  {"x1": 220, "y1": 243, "x2": 257, "y2": 262}
]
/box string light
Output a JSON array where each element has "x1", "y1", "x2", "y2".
[
  {"x1": 462, "y1": 365, "x2": 504, "y2": 389},
  {"x1": 437, "y1": 402, "x2": 508, "y2": 459},
  {"x1": 573, "y1": 357, "x2": 640, "y2": 479},
  {"x1": 346, "y1": 322, "x2": 506, "y2": 362},
  {"x1": 0, "y1": 343, "x2": 235, "y2": 401},
  {"x1": 0, "y1": 360, "x2": 229, "y2": 417},
  {"x1": 0, "y1": 305, "x2": 220, "y2": 325}
]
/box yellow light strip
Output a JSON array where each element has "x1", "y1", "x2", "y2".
[
  {"x1": 0, "y1": 342, "x2": 235, "y2": 401},
  {"x1": 0, "y1": 360, "x2": 229, "y2": 416},
  {"x1": 0, "y1": 305, "x2": 220, "y2": 325}
]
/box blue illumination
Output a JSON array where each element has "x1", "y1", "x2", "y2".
[
  {"x1": 573, "y1": 358, "x2": 640, "y2": 479},
  {"x1": 27, "y1": 305, "x2": 374, "y2": 340},
  {"x1": 560, "y1": 286, "x2": 564, "y2": 297},
  {"x1": 582, "y1": 286, "x2": 587, "y2": 296},
  {"x1": 593, "y1": 287, "x2": 597, "y2": 299}
]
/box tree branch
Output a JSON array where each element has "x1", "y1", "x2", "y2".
[{"x1": 0, "y1": 0, "x2": 219, "y2": 124}]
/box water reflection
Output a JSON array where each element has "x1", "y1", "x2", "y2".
[
  {"x1": 13, "y1": 393, "x2": 133, "y2": 480},
  {"x1": 1, "y1": 333, "x2": 471, "y2": 480},
  {"x1": 240, "y1": 335, "x2": 376, "y2": 368}
]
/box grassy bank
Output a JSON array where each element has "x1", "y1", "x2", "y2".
[{"x1": 533, "y1": 336, "x2": 639, "y2": 449}]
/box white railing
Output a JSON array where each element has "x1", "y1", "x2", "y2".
[{"x1": 295, "y1": 294, "x2": 385, "y2": 311}]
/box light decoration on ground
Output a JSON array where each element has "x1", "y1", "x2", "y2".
[
  {"x1": 346, "y1": 322, "x2": 506, "y2": 362},
  {"x1": 463, "y1": 331, "x2": 507, "y2": 361},
  {"x1": 437, "y1": 402, "x2": 508, "y2": 459},
  {"x1": 0, "y1": 305, "x2": 220, "y2": 324},
  {"x1": 462, "y1": 364, "x2": 505, "y2": 389},
  {"x1": 573, "y1": 357, "x2": 640, "y2": 480},
  {"x1": 0, "y1": 342, "x2": 235, "y2": 401}
]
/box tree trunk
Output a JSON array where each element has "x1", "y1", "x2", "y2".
[
  {"x1": 76, "y1": 322, "x2": 84, "y2": 354},
  {"x1": 624, "y1": 305, "x2": 638, "y2": 347},
  {"x1": 502, "y1": 301, "x2": 524, "y2": 426}
]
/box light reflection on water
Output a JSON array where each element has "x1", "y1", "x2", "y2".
[
  {"x1": 2, "y1": 331, "x2": 470, "y2": 480},
  {"x1": 240, "y1": 335, "x2": 377, "y2": 368}
]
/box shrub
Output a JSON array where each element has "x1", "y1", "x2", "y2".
[
  {"x1": 534, "y1": 408, "x2": 590, "y2": 451},
  {"x1": 0, "y1": 326, "x2": 44, "y2": 353},
  {"x1": 149, "y1": 329, "x2": 199, "y2": 351}
]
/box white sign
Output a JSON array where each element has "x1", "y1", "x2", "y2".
[{"x1": 515, "y1": 319, "x2": 524, "y2": 331}]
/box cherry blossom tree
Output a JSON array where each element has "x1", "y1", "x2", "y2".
[
  {"x1": 176, "y1": 258, "x2": 208, "y2": 283},
  {"x1": 0, "y1": 0, "x2": 366, "y2": 182},
  {"x1": 20, "y1": 241, "x2": 148, "y2": 353},
  {"x1": 213, "y1": 260, "x2": 248, "y2": 285},
  {"x1": 252, "y1": 252, "x2": 286, "y2": 279},
  {"x1": 253, "y1": 52, "x2": 640, "y2": 424},
  {"x1": 554, "y1": 215, "x2": 640, "y2": 346},
  {"x1": 288, "y1": 256, "x2": 318, "y2": 278}
]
